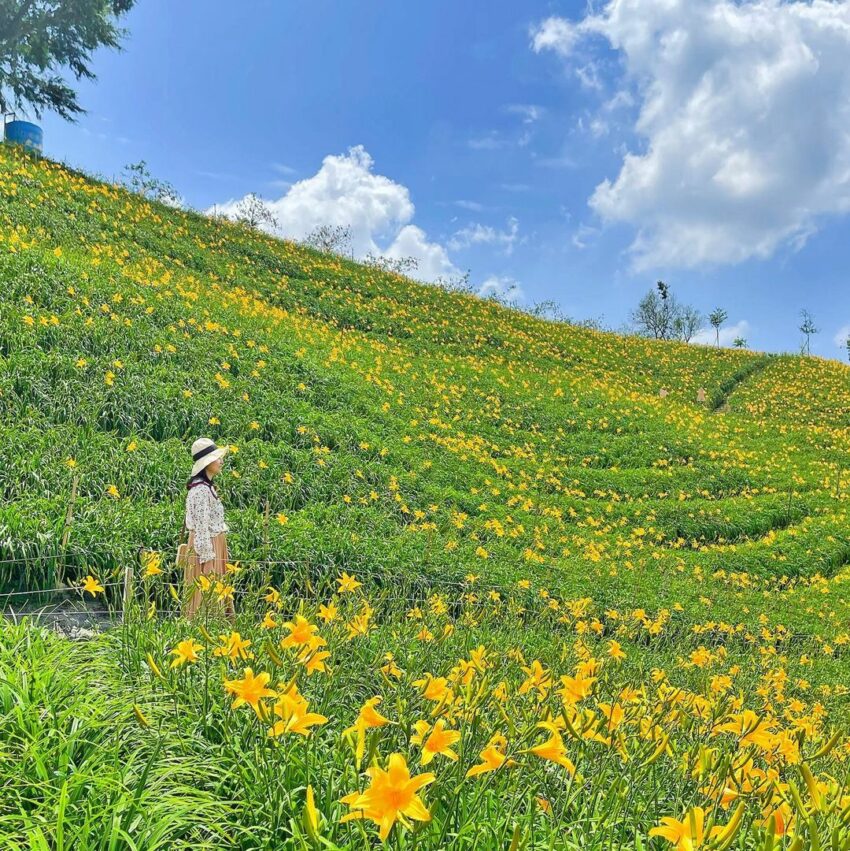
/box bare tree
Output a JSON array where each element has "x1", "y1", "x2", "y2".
[
  {"x1": 122, "y1": 161, "x2": 181, "y2": 207},
  {"x1": 799, "y1": 309, "x2": 818, "y2": 356},
  {"x1": 304, "y1": 224, "x2": 352, "y2": 256},
  {"x1": 527, "y1": 300, "x2": 569, "y2": 322},
  {"x1": 234, "y1": 193, "x2": 278, "y2": 231},
  {"x1": 434, "y1": 271, "x2": 473, "y2": 293},
  {"x1": 708, "y1": 307, "x2": 728, "y2": 347},
  {"x1": 364, "y1": 253, "x2": 419, "y2": 276}
]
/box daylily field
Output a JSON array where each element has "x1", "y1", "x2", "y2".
[{"x1": 3, "y1": 145, "x2": 850, "y2": 849}]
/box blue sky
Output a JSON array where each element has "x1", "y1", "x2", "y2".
[{"x1": 33, "y1": 0, "x2": 850, "y2": 359}]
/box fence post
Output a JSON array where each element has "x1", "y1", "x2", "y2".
[
  {"x1": 122, "y1": 563, "x2": 134, "y2": 624},
  {"x1": 57, "y1": 473, "x2": 79, "y2": 586}
]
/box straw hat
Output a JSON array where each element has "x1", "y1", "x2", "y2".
[{"x1": 190, "y1": 437, "x2": 229, "y2": 477}]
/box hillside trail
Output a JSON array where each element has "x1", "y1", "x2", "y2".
[{"x1": 710, "y1": 354, "x2": 771, "y2": 413}]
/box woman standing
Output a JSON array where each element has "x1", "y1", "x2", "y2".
[{"x1": 183, "y1": 437, "x2": 234, "y2": 619}]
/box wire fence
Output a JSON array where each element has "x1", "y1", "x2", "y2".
[{"x1": 0, "y1": 545, "x2": 519, "y2": 630}]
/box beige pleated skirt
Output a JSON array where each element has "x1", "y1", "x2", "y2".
[{"x1": 182, "y1": 532, "x2": 234, "y2": 619}]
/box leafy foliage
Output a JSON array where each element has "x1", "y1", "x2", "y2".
[{"x1": 0, "y1": 0, "x2": 135, "y2": 119}]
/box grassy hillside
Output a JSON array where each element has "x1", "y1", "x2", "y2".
[
  {"x1": 3, "y1": 146, "x2": 850, "y2": 848},
  {"x1": 3, "y1": 146, "x2": 850, "y2": 617}
]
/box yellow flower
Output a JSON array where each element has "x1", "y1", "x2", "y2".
[
  {"x1": 264, "y1": 586, "x2": 281, "y2": 606},
  {"x1": 214, "y1": 631, "x2": 254, "y2": 661},
  {"x1": 276, "y1": 512, "x2": 289, "y2": 525},
  {"x1": 224, "y1": 668, "x2": 276, "y2": 718},
  {"x1": 380, "y1": 653, "x2": 404, "y2": 679},
  {"x1": 466, "y1": 733, "x2": 516, "y2": 778},
  {"x1": 169, "y1": 638, "x2": 204, "y2": 668},
  {"x1": 559, "y1": 673, "x2": 596, "y2": 705},
  {"x1": 81, "y1": 575, "x2": 104, "y2": 596},
  {"x1": 649, "y1": 807, "x2": 706, "y2": 851},
  {"x1": 526, "y1": 723, "x2": 577, "y2": 775},
  {"x1": 337, "y1": 572, "x2": 362, "y2": 594},
  {"x1": 713, "y1": 710, "x2": 774, "y2": 750},
  {"x1": 106, "y1": 484, "x2": 120, "y2": 499},
  {"x1": 608, "y1": 640, "x2": 626, "y2": 662},
  {"x1": 268, "y1": 683, "x2": 327, "y2": 737},
  {"x1": 299, "y1": 646, "x2": 331, "y2": 676},
  {"x1": 318, "y1": 601, "x2": 339, "y2": 623},
  {"x1": 261, "y1": 611, "x2": 279, "y2": 629},
  {"x1": 411, "y1": 719, "x2": 461, "y2": 765},
  {"x1": 126, "y1": 440, "x2": 138, "y2": 452},
  {"x1": 141, "y1": 551, "x2": 162, "y2": 577},
  {"x1": 340, "y1": 753, "x2": 434, "y2": 841},
  {"x1": 104, "y1": 370, "x2": 115, "y2": 386},
  {"x1": 65, "y1": 457, "x2": 77, "y2": 469},
  {"x1": 280, "y1": 615, "x2": 325, "y2": 651},
  {"x1": 345, "y1": 697, "x2": 390, "y2": 735}
]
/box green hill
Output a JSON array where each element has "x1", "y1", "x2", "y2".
[
  {"x1": 4, "y1": 147, "x2": 850, "y2": 849},
  {"x1": 3, "y1": 146, "x2": 850, "y2": 623}
]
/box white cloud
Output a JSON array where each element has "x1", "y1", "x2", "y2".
[
  {"x1": 692, "y1": 319, "x2": 750, "y2": 347},
  {"x1": 384, "y1": 224, "x2": 459, "y2": 281},
  {"x1": 531, "y1": 17, "x2": 580, "y2": 57},
  {"x1": 211, "y1": 145, "x2": 459, "y2": 281},
  {"x1": 572, "y1": 223, "x2": 601, "y2": 250},
  {"x1": 833, "y1": 324, "x2": 850, "y2": 349},
  {"x1": 478, "y1": 275, "x2": 525, "y2": 303},
  {"x1": 448, "y1": 217, "x2": 519, "y2": 255},
  {"x1": 455, "y1": 199, "x2": 487, "y2": 212},
  {"x1": 468, "y1": 132, "x2": 510, "y2": 151},
  {"x1": 533, "y1": 1, "x2": 850, "y2": 270},
  {"x1": 504, "y1": 104, "x2": 545, "y2": 124}
]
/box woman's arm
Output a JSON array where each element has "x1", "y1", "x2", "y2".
[{"x1": 188, "y1": 486, "x2": 216, "y2": 564}]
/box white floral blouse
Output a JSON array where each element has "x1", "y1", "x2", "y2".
[{"x1": 185, "y1": 483, "x2": 228, "y2": 563}]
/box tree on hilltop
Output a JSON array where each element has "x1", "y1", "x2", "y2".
[
  {"x1": 122, "y1": 161, "x2": 181, "y2": 207},
  {"x1": 673, "y1": 304, "x2": 702, "y2": 343},
  {"x1": 799, "y1": 309, "x2": 818, "y2": 356},
  {"x1": 0, "y1": 0, "x2": 135, "y2": 120},
  {"x1": 304, "y1": 224, "x2": 353, "y2": 257},
  {"x1": 364, "y1": 252, "x2": 419, "y2": 276},
  {"x1": 631, "y1": 280, "x2": 702, "y2": 343},
  {"x1": 234, "y1": 193, "x2": 278, "y2": 231},
  {"x1": 708, "y1": 307, "x2": 728, "y2": 347}
]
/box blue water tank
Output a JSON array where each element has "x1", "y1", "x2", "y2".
[{"x1": 4, "y1": 120, "x2": 43, "y2": 154}]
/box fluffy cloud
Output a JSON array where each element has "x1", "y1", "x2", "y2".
[
  {"x1": 211, "y1": 146, "x2": 458, "y2": 281},
  {"x1": 384, "y1": 224, "x2": 459, "y2": 281},
  {"x1": 833, "y1": 324, "x2": 850, "y2": 350},
  {"x1": 448, "y1": 217, "x2": 519, "y2": 255},
  {"x1": 533, "y1": 1, "x2": 850, "y2": 270},
  {"x1": 478, "y1": 275, "x2": 525, "y2": 303},
  {"x1": 692, "y1": 319, "x2": 750, "y2": 347}
]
